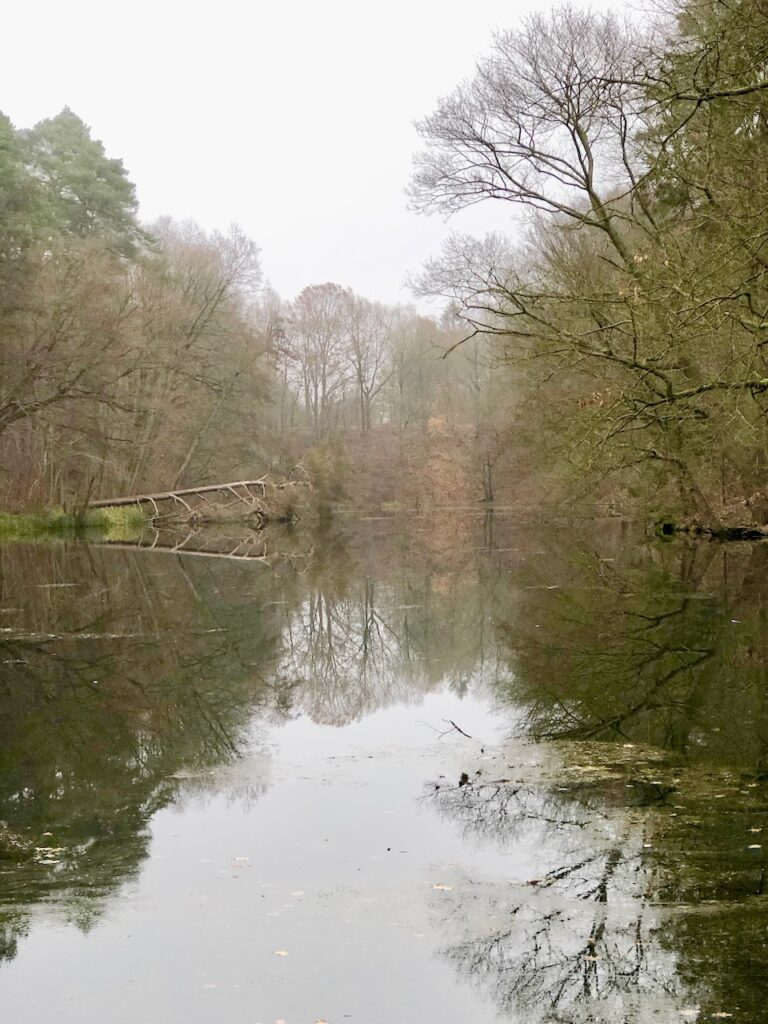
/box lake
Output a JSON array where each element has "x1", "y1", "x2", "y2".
[{"x1": 0, "y1": 513, "x2": 766, "y2": 1023}]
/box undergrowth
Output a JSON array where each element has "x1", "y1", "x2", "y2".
[{"x1": 0, "y1": 506, "x2": 148, "y2": 542}]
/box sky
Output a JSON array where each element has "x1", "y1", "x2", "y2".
[{"x1": 2, "y1": 0, "x2": 623, "y2": 307}]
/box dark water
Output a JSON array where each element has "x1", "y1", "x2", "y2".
[{"x1": 0, "y1": 514, "x2": 766, "y2": 1023}]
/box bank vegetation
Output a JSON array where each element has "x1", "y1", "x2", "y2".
[
  {"x1": 2, "y1": 0, "x2": 768, "y2": 524},
  {"x1": 410, "y1": 0, "x2": 768, "y2": 524}
]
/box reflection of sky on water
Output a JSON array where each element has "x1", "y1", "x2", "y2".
[
  {"x1": 0, "y1": 517, "x2": 766, "y2": 1022},
  {"x1": 3, "y1": 693, "x2": 523, "y2": 1024}
]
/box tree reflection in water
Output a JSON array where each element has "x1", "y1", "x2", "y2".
[
  {"x1": 426, "y1": 521, "x2": 768, "y2": 1023},
  {"x1": 498, "y1": 527, "x2": 768, "y2": 767},
  {"x1": 0, "y1": 516, "x2": 766, "y2": 1021},
  {"x1": 427, "y1": 761, "x2": 680, "y2": 1022},
  {"x1": 0, "y1": 516, "x2": 505, "y2": 962},
  {"x1": 0, "y1": 536, "x2": 290, "y2": 961}
]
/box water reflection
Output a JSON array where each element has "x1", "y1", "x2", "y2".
[
  {"x1": 427, "y1": 522, "x2": 768, "y2": 1022},
  {"x1": 0, "y1": 538, "x2": 293, "y2": 965},
  {"x1": 0, "y1": 516, "x2": 766, "y2": 1022},
  {"x1": 429, "y1": 738, "x2": 768, "y2": 1022},
  {"x1": 0, "y1": 519, "x2": 504, "y2": 951},
  {"x1": 498, "y1": 528, "x2": 768, "y2": 767}
]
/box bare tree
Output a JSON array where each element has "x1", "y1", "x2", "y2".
[
  {"x1": 409, "y1": 3, "x2": 768, "y2": 515},
  {"x1": 410, "y1": 7, "x2": 649, "y2": 265},
  {"x1": 346, "y1": 296, "x2": 394, "y2": 433},
  {"x1": 123, "y1": 219, "x2": 265, "y2": 493},
  {"x1": 284, "y1": 283, "x2": 352, "y2": 438}
]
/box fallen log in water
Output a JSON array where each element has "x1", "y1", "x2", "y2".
[
  {"x1": 656, "y1": 520, "x2": 768, "y2": 541},
  {"x1": 88, "y1": 478, "x2": 269, "y2": 511},
  {"x1": 87, "y1": 476, "x2": 308, "y2": 525}
]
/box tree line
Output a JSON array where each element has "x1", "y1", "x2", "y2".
[
  {"x1": 1, "y1": 108, "x2": 500, "y2": 511},
  {"x1": 7, "y1": 0, "x2": 764, "y2": 518},
  {"x1": 410, "y1": 0, "x2": 768, "y2": 519}
]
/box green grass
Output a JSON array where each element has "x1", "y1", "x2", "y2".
[{"x1": 0, "y1": 505, "x2": 148, "y2": 542}]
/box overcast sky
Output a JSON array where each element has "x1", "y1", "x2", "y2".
[{"x1": 3, "y1": 0, "x2": 623, "y2": 307}]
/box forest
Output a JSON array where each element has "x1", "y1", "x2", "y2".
[
  {"x1": 3, "y1": 3, "x2": 768, "y2": 1019},
  {"x1": 2, "y1": 0, "x2": 768, "y2": 524}
]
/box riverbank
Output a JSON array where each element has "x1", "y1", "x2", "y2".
[
  {"x1": 0, "y1": 477, "x2": 314, "y2": 543},
  {"x1": 0, "y1": 506, "x2": 148, "y2": 542}
]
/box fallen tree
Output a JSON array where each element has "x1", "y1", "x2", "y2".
[{"x1": 88, "y1": 477, "x2": 307, "y2": 525}]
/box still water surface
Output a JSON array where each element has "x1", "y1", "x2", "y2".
[{"x1": 0, "y1": 515, "x2": 766, "y2": 1022}]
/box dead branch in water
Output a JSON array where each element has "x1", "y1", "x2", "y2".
[
  {"x1": 87, "y1": 478, "x2": 269, "y2": 509},
  {"x1": 86, "y1": 476, "x2": 312, "y2": 526}
]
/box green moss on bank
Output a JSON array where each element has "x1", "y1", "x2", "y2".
[{"x1": 0, "y1": 506, "x2": 148, "y2": 542}]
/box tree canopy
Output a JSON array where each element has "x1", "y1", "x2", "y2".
[
  {"x1": 22, "y1": 107, "x2": 142, "y2": 253},
  {"x1": 411, "y1": 0, "x2": 768, "y2": 518}
]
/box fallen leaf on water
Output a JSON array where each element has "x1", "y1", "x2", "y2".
[
  {"x1": 432, "y1": 883, "x2": 452, "y2": 891},
  {"x1": 273, "y1": 950, "x2": 289, "y2": 957}
]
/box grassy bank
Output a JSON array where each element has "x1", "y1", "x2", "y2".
[{"x1": 0, "y1": 506, "x2": 148, "y2": 542}]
